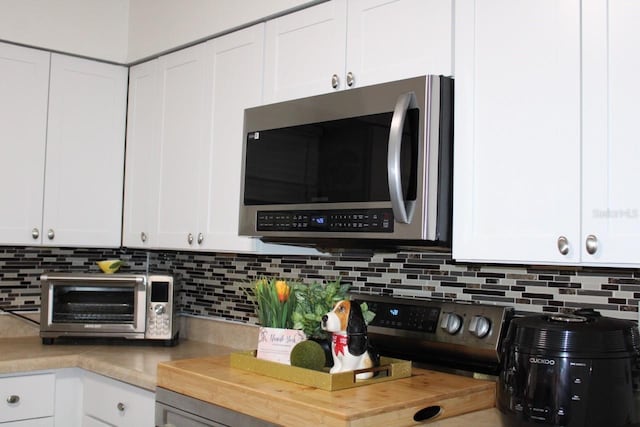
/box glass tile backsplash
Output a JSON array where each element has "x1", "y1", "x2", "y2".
[{"x1": 0, "y1": 246, "x2": 638, "y2": 321}]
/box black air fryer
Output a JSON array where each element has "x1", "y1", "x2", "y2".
[{"x1": 498, "y1": 309, "x2": 640, "y2": 427}]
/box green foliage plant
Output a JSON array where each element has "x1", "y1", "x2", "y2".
[{"x1": 291, "y1": 278, "x2": 375, "y2": 340}]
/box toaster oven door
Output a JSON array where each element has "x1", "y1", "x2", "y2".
[{"x1": 40, "y1": 274, "x2": 147, "y2": 338}]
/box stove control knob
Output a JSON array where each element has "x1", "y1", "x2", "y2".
[
  {"x1": 440, "y1": 312, "x2": 462, "y2": 335},
  {"x1": 469, "y1": 315, "x2": 491, "y2": 338}
]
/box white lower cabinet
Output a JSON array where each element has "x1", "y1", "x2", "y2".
[
  {"x1": 82, "y1": 371, "x2": 154, "y2": 427},
  {"x1": 0, "y1": 372, "x2": 55, "y2": 425},
  {"x1": 1, "y1": 369, "x2": 153, "y2": 427}
]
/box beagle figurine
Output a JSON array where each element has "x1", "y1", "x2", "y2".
[{"x1": 321, "y1": 300, "x2": 379, "y2": 379}]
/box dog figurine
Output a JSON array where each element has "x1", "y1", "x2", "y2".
[{"x1": 321, "y1": 300, "x2": 379, "y2": 379}]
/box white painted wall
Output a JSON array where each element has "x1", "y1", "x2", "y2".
[
  {"x1": 0, "y1": 0, "x2": 129, "y2": 63},
  {"x1": 0, "y1": 0, "x2": 317, "y2": 63},
  {"x1": 127, "y1": 0, "x2": 317, "y2": 62}
]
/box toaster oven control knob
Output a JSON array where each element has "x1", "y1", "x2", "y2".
[
  {"x1": 154, "y1": 304, "x2": 166, "y2": 315},
  {"x1": 440, "y1": 312, "x2": 462, "y2": 335},
  {"x1": 469, "y1": 315, "x2": 492, "y2": 338}
]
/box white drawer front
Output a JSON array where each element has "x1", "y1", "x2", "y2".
[
  {"x1": 83, "y1": 372, "x2": 154, "y2": 427},
  {"x1": 0, "y1": 373, "x2": 55, "y2": 423}
]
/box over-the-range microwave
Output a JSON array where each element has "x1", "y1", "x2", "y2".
[{"x1": 238, "y1": 75, "x2": 453, "y2": 249}]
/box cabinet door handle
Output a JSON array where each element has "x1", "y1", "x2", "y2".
[
  {"x1": 140, "y1": 231, "x2": 147, "y2": 243},
  {"x1": 197, "y1": 232, "x2": 204, "y2": 244},
  {"x1": 31, "y1": 228, "x2": 40, "y2": 239},
  {"x1": 187, "y1": 233, "x2": 194, "y2": 245},
  {"x1": 331, "y1": 73, "x2": 340, "y2": 89},
  {"x1": 6, "y1": 395, "x2": 19, "y2": 404},
  {"x1": 346, "y1": 71, "x2": 355, "y2": 87},
  {"x1": 117, "y1": 402, "x2": 125, "y2": 412},
  {"x1": 557, "y1": 236, "x2": 570, "y2": 255},
  {"x1": 585, "y1": 234, "x2": 598, "y2": 255},
  {"x1": 47, "y1": 229, "x2": 55, "y2": 240}
]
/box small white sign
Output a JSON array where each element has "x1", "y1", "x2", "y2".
[{"x1": 256, "y1": 327, "x2": 306, "y2": 365}]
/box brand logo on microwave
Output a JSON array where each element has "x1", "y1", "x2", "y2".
[
  {"x1": 84, "y1": 324, "x2": 102, "y2": 329},
  {"x1": 529, "y1": 357, "x2": 556, "y2": 365},
  {"x1": 248, "y1": 132, "x2": 260, "y2": 140}
]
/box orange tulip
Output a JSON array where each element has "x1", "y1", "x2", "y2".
[{"x1": 275, "y1": 280, "x2": 290, "y2": 303}]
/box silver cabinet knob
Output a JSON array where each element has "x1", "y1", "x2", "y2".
[
  {"x1": 557, "y1": 236, "x2": 569, "y2": 255},
  {"x1": 6, "y1": 395, "x2": 19, "y2": 404},
  {"x1": 140, "y1": 231, "x2": 147, "y2": 243},
  {"x1": 47, "y1": 229, "x2": 55, "y2": 240},
  {"x1": 585, "y1": 234, "x2": 598, "y2": 255},
  {"x1": 187, "y1": 233, "x2": 194, "y2": 245},
  {"x1": 331, "y1": 74, "x2": 340, "y2": 89},
  {"x1": 31, "y1": 228, "x2": 40, "y2": 239},
  {"x1": 117, "y1": 402, "x2": 125, "y2": 412},
  {"x1": 346, "y1": 71, "x2": 355, "y2": 87},
  {"x1": 197, "y1": 232, "x2": 204, "y2": 244}
]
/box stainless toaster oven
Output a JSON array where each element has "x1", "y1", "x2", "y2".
[{"x1": 40, "y1": 273, "x2": 179, "y2": 345}]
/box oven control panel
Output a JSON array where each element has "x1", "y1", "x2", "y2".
[
  {"x1": 256, "y1": 209, "x2": 394, "y2": 233},
  {"x1": 351, "y1": 294, "x2": 514, "y2": 374}
]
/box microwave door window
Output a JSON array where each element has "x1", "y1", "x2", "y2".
[
  {"x1": 51, "y1": 286, "x2": 135, "y2": 324},
  {"x1": 244, "y1": 109, "x2": 418, "y2": 205}
]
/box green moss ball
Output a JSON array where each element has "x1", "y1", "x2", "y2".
[{"x1": 290, "y1": 340, "x2": 326, "y2": 371}]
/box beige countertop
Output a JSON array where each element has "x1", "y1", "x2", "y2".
[{"x1": 0, "y1": 335, "x2": 235, "y2": 390}]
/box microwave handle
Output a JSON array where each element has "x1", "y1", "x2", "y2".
[{"x1": 387, "y1": 91, "x2": 417, "y2": 224}]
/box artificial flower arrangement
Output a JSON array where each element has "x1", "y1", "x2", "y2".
[
  {"x1": 251, "y1": 277, "x2": 299, "y2": 329},
  {"x1": 247, "y1": 276, "x2": 374, "y2": 368}
]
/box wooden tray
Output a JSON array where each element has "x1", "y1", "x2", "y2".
[{"x1": 230, "y1": 350, "x2": 412, "y2": 391}]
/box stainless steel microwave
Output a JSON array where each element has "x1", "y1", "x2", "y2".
[
  {"x1": 239, "y1": 75, "x2": 453, "y2": 247},
  {"x1": 40, "y1": 273, "x2": 179, "y2": 345}
]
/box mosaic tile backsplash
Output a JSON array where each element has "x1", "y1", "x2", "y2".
[{"x1": 0, "y1": 246, "x2": 638, "y2": 321}]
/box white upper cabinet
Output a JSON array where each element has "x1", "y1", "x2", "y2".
[
  {"x1": 154, "y1": 43, "x2": 209, "y2": 250},
  {"x1": 454, "y1": 0, "x2": 640, "y2": 267},
  {"x1": 0, "y1": 44, "x2": 126, "y2": 248},
  {"x1": 581, "y1": 0, "x2": 640, "y2": 265},
  {"x1": 122, "y1": 25, "x2": 318, "y2": 254},
  {"x1": 346, "y1": 0, "x2": 452, "y2": 88},
  {"x1": 264, "y1": 0, "x2": 452, "y2": 103},
  {"x1": 454, "y1": 0, "x2": 582, "y2": 265},
  {"x1": 200, "y1": 24, "x2": 266, "y2": 252},
  {"x1": 122, "y1": 60, "x2": 162, "y2": 248},
  {"x1": 43, "y1": 54, "x2": 127, "y2": 247},
  {"x1": 0, "y1": 42, "x2": 50, "y2": 245}
]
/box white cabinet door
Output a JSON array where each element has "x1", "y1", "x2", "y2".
[
  {"x1": 155, "y1": 44, "x2": 208, "y2": 250},
  {"x1": 582, "y1": 0, "x2": 640, "y2": 266},
  {"x1": 122, "y1": 59, "x2": 162, "y2": 248},
  {"x1": 264, "y1": 0, "x2": 348, "y2": 103},
  {"x1": 44, "y1": 54, "x2": 127, "y2": 247},
  {"x1": 200, "y1": 24, "x2": 266, "y2": 252},
  {"x1": 346, "y1": 0, "x2": 452, "y2": 87},
  {"x1": 453, "y1": 0, "x2": 582, "y2": 264},
  {"x1": 0, "y1": 43, "x2": 49, "y2": 245},
  {"x1": 0, "y1": 372, "x2": 55, "y2": 423},
  {"x1": 82, "y1": 372, "x2": 154, "y2": 427}
]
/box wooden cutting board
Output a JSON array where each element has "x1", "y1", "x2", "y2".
[{"x1": 157, "y1": 355, "x2": 496, "y2": 426}]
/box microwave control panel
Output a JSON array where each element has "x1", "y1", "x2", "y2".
[{"x1": 256, "y1": 209, "x2": 394, "y2": 233}]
